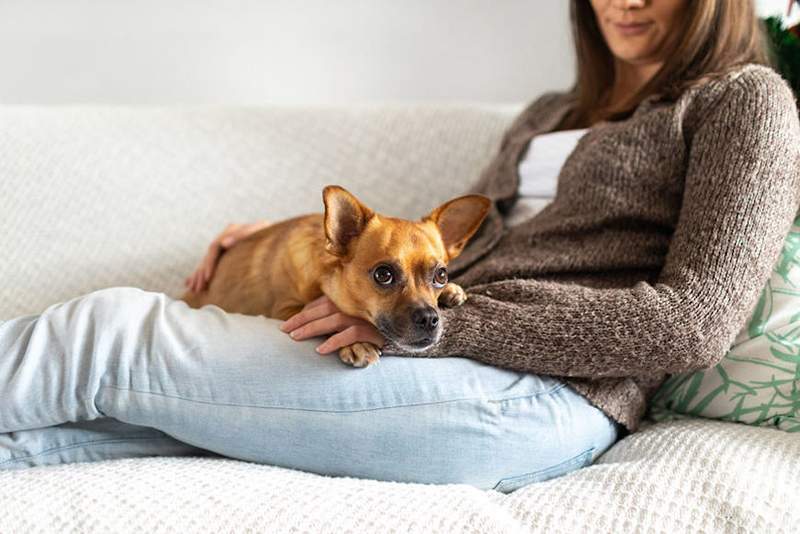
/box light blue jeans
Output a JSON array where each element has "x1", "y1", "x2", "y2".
[{"x1": 0, "y1": 287, "x2": 619, "y2": 492}]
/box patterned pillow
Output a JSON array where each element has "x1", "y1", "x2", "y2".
[{"x1": 649, "y1": 215, "x2": 800, "y2": 432}]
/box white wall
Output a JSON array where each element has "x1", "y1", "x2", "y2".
[
  {"x1": 0, "y1": 0, "x2": 793, "y2": 106},
  {"x1": 0, "y1": 0, "x2": 573, "y2": 106},
  {"x1": 759, "y1": 0, "x2": 800, "y2": 24}
]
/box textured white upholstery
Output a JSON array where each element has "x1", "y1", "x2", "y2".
[
  {"x1": 1, "y1": 106, "x2": 797, "y2": 533},
  {"x1": 1, "y1": 420, "x2": 797, "y2": 533}
]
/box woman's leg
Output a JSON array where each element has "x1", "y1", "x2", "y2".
[
  {"x1": 0, "y1": 419, "x2": 213, "y2": 470},
  {"x1": 0, "y1": 287, "x2": 619, "y2": 491}
]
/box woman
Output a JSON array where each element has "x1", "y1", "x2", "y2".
[{"x1": 1, "y1": 0, "x2": 798, "y2": 493}]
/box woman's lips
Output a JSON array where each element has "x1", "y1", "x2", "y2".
[{"x1": 612, "y1": 21, "x2": 653, "y2": 36}]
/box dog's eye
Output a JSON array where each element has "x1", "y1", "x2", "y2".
[
  {"x1": 373, "y1": 265, "x2": 394, "y2": 285},
  {"x1": 433, "y1": 267, "x2": 448, "y2": 287}
]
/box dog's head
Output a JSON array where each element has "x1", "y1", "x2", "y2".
[{"x1": 322, "y1": 185, "x2": 490, "y2": 351}]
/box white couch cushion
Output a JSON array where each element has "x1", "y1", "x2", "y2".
[{"x1": 1, "y1": 420, "x2": 796, "y2": 533}]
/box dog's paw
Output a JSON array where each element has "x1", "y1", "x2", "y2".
[
  {"x1": 438, "y1": 283, "x2": 468, "y2": 308},
  {"x1": 338, "y1": 342, "x2": 381, "y2": 368}
]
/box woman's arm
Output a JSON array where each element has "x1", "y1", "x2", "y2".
[{"x1": 388, "y1": 69, "x2": 800, "y2": 378}]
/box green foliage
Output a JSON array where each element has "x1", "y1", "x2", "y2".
[{"x1": 764, "y1": 16, "x2": 800, "y2": 100}]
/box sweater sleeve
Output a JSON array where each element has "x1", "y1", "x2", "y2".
[{"x1": 387, "y1": 69, "x2": 800, "y2": 378}]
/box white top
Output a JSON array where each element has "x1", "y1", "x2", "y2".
[{"x1": 505, "y1": 128, "x2": 589, "y2": 226}]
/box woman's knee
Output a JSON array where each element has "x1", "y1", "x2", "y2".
[
  {"x1": 48, "y1": 287, "x2": 164, "y2": 335},
  {"x1": 53, "y1": 287, "x2": 178, "y2": 355},
  {"x1": 77, "y1": 287, "x2": 164, "y2": 318}
]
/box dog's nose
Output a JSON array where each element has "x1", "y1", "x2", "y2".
[{"x1": 411, "y1": 306, "x2": 439, "y2": 333}]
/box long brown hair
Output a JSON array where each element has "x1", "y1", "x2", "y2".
[{"x1": 562, "y1": 0, "x2": 773, "y2": 129}]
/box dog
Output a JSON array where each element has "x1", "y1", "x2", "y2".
[{"x1": 182, "y1": 185, "x2": 490, "y2": 368}]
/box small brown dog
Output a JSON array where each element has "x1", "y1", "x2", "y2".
[{"x1": 182, "y1": 185, "x2": 490, "y2": 367}]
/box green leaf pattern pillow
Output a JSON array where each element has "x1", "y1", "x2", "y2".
[{"x1": 650, "y1": 215, "x2": 800, "y2": 432}]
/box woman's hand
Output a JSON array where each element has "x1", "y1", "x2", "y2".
[
  {"x1": 280, "y1": 295, "x2": 386, "y2": 354},
  {"x1": 184, "y1": 220, "x2": 271, "y2": 293}
]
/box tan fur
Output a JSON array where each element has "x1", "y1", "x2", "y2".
[
  {"x1": 182, "y1": 186, "x2": 490, "y2": 367},
  {"x1": 183, "y1": 215, "x2": 334, "y2": 320}
]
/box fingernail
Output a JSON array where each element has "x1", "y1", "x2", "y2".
[
  {"x1": 315, "y1": 346, "x2": 322, "y2": 353},
  {"x1": 279, "y1": 322, "x2": 289, "y2": 332},
  {"x1": 289, "y1": 330, "x2": 298, "y2": 339}
]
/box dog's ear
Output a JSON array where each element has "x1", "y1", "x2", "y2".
[
  {"x1": 424, "y1": 195, "x2": 491, "y2": 260},
  {"x1": 323, "y1": 185, "x2": 374, "y2": 257}
]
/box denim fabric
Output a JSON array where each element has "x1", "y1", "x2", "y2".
[{"x1": 0, "y1": 288, "x2": 619, "y2": 492}]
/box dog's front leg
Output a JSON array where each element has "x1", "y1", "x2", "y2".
[
  {"x1": 338, "y1": 342, "x2": 381, "y2": 368},
  {"x1": 438, "y1": 282, "x2": 468, "y2": 308}
]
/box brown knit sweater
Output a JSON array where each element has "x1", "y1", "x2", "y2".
[{"x1": 386, "y1": 64, "x2": 800, "y2": 432}]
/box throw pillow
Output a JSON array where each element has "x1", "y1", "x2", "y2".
[{"x1": 649, "y1": 215, "x2": 800, "y2": 432}]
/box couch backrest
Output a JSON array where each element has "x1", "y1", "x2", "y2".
[{"x1": 0, "y1": 105, "x2": 513, "y2": 318}]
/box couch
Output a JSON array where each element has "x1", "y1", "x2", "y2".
[{"x1": 1, "y1": 106, "x2": 798, "y2": 533}]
